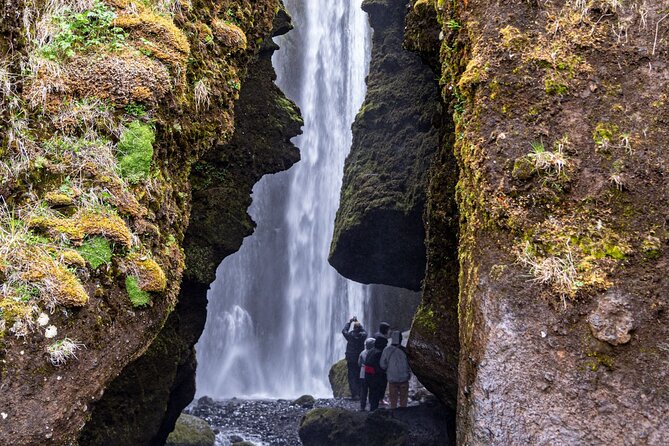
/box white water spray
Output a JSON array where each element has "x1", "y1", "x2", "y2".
[{"x1": 195, "y1": 0, "x2": 372, "y2": 399}]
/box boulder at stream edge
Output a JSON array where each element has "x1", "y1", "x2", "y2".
[{"x1": 166, "y1": 414, "x2": 215, "y2": 446}]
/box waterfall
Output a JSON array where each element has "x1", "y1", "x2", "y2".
[{"x1": 195, "y1": 0, "x2": 372, "y2": 399}]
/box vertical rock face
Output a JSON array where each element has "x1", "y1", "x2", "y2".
[
  {"x1": 0, "y1": 0, "x2": 299, "y2": 444},
  {"x1": 78, "y1": 10, "x2": 302, "y2": 445},
  {"x1": 329, "y1": 0, "x2": 442, "y2": 291},
  {"x1": 334, "y1": 0, "x2": 669, "y2": 443},
  {"x1": 408, "y1": 0, "x2": 669, "y2": 444}
]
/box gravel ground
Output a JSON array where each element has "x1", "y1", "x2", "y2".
[{"x1": 187, "y1": 396, "x2": 408, "y2": 446}]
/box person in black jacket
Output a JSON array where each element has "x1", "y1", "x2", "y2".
[
  {"x1": 364, "y1": 336, "x2": 388, "y2": 411},
  {"x1": 342, "y1": 317, "x2": 367, "y2": 399},
  {"x1": 373, "y1": 321, "x2": 391, "y2": 350}
]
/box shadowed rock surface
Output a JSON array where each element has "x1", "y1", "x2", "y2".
[
  {"x1": 299, "y1": 402, "x2": 455, "y2": 446},
  {"x1": 329, "y1": 0, "x2": 441, "y2": 291}
]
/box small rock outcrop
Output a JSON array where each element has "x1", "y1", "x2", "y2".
[
  {"x1": 328, "y1": 359, "x2": 351, "y2": 398},
  {"x1": 587, "y1": 290, "x2": 634, "y2": 345},
  {"x1": 329, "y1": 0, "x2": 442, "y2": 291},
  {"x1": 166, "y1": 414, "x2": 215, "y2": 446},
  {"x1": 292, "y1": 395, "x2": 316, "y2": 408}
]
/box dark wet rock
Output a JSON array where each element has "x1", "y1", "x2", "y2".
[
  {"x1": 229, "y1": 435, "x2": 244, "y2": 443},
  {"x1": 299, "y1": 403, "x2": 454, "y2": 446},
  {"x1": 588, "y1": 290, "x2": 634, "y2": 345},
  {"x1": 329, "y1": 0, "x2": 441, "y2": 291},
  {"x1": 187, "y1": 397, "x2": 452, "y2": 446},
  {"x1": 328, "y1": 359, "x2": 351, "y2": 398},
  {"x1": 198, "y1": 396, "x2": 215, "y2": 407},
  {"x1": 165, "y1": 414, "x2": 215, "y2": 446},
  {"x1": 292, "y1": 395, "x2": 316, "y2": 408}
]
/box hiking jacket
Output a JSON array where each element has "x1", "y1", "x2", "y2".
[
  {"x1": 358, "y1": 337, "x2": 376, "y2": 379},
  {"x1": 380, "y1": 344, "x2": 411, "y2": 383},
  {"x1": 364, "y1": 337, "x2": 388, "y2": 382},
  {"x1": 342, "y1": 322, "x2": 367, "y2": 362}
]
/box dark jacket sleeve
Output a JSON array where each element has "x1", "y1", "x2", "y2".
[{"x1": 342, "y1": 322, "x2": 351, "y2": 340}]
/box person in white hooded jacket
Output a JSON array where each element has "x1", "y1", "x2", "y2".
[
  {"x1": 380, "y1": 331, "x2": 411, "y2": 409},
  {"x1": 357, "y1": 337, "x2": 376, "y2": 411}
]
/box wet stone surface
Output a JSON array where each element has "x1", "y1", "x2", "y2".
[{"x1": 187, "y1": 397, "x2": 363, "y2": 446}]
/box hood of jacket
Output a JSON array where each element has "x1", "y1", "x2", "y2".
[{"x1": 365, "y1": 337, "x2": 376, "y2": 350}]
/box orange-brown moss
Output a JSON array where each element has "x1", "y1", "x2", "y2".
[
  {"x1": 127, "y1": 254, "x2": 167, "y2": 292},
  {"x1": 21, "y1": 253, "x2": 89, "y2": 307},
  {"x1": 114, "y1": 8, "x2": 191, "y2": 67},
  {"x1": 64, "y1": 53, "x2": 171, "y2": 107},
  {"x1": 211, "y1": 19, "x2": 248, "y2": 51},
  {"x1": 44, "y1": 191, "x2": 74, "y2": 207},
  {"x1": 28, "y1": 211, "x2": 133, "y2": 248},
  {"x1": 58, "y1": 249, "x2": 87, "y2": 269}
]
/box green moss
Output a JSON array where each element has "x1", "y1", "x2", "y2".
[
  {"x1": 77, "y1": 237, "x2": 112, "y2": 269},
  {"x1": 642, "y1": 235, "x2": 662, "y2": 259},
  {"x1": 593, "y1": 122, "x2": 619, "y2": 148},
  {"x1": 545, "y1": 77, "x2": 568, "y2": 95},
  {"x1": 117, "y1": 121, "x2": 155, "y2": 184},
  {"x1": 586, "y1": 351, "x2": 614, "y2": 371},
  {"x1": 413, "y1": 304, "x2": 438, "y2": 335},
  {"x1": 41, "y1": 0, "x2": 127, "y2": 60},
  {"x1": 126, "y1": 276, "x2": 151, "y2": 307},
  {"x1": 604, "y1": 243, "x2": 626, "y2": 260}
]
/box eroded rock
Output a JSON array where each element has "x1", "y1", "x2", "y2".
[{"x1": 588, "y1": 291, "x2": 634, "y2": 346}]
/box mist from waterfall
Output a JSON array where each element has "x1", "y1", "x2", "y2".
[{"x1": 195, "y1": 0, "x2": 372, "y2": 399}]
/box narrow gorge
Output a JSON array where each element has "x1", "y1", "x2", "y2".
[{"x1": 1, "y1": 0, "x2": 668, "y2": 445}]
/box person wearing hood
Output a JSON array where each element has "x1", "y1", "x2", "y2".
[
  {"x1": 380, "y1": 331, "x2": 411, "y2": 409},
  {"x1": 364, "y1": 336, "x2": 388, "y2": 411},
  {"x1": 342, "y1": 317, "x2": 367, "y2": 399},
  {"x1": 357, "y1": 337, "x2": 375, "y2": 411}
]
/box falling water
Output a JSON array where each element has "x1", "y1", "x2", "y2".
[{"x1": 195, "y1": 0, "x2": 372, "y2": 398}]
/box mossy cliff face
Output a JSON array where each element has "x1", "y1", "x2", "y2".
[
  {"x1": 77, "y1": 9, "x2": 301, "y2": 444},
  {"x1": 0, "y1": 0, "x2": 298, "y2": 444},
  {"x1": 329, "y1": 0, "x2": 442, "y2": 291},
  {"x1": 404, "y1": 0, "x2": 669, "y2": 443}
]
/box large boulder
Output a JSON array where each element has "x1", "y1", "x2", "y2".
[
  {"x1": 328, "y1": 359, "x2": 351, "y2": 398},
  {"x1": 329, "y1": 0, "x2": 441, "y2": 291},
  {"x1": 165, "y1": 414, "x2": 215, "y2": 446},
  {"x1": 299, "y1": 404, "x2": 453, "y2": 446}
]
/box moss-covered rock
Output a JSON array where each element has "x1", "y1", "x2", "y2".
[
  {"x1": 0, "y1": 0, "x2": 296, "y2": 445},
  {"x1": 329, "y1": 0, "x2": 441, "y2": 291},
  {"x1": 78, "y1": 6, "x2": 302, "y2": 445},
  {"x1": 165, "y1": 414, "x2": 215, "y2": 446},
  {"x1": 327, "y1": 359, "x2": 351, "y2": 398},
  {"x1": 299, "y1": 404, "x2": 453, "y2": 446},
  {"x1": 402, "y1": 0, "x2": 669, "y2": 443}
]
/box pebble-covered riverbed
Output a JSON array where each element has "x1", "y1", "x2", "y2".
[{"x1": 187, "y1": 397, "x2": 364, "y2": 446}]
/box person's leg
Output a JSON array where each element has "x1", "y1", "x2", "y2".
[
  {"x1": 388, "y1": 382, "x2": 399, "y2": 409},
  {"x1": 380, "y1": 378, "x2": 388, "y2": 406},
  {"x1": 347, "y1": 361, "x2": 359, "y2": 398},
  {"x1": 399, "y1": 381, "x2": 409, "y2": 408},
  {"x1": 360, "y1": 379, "x2": 368, "y2": 410},
  {"x1": 368, "y1": 380, "x2": 380, "y2": 411}
]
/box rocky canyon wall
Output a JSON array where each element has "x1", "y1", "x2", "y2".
[
  {"x1": 0, "y1": 1, "x2": 300, "y2": 444},
  {"x1": 335, "y1": 0, "x2": 669, "y2": 444}
]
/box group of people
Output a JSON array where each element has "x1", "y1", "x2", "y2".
[{"x1": 341, "y1": 317, "x2": 412, "y2": 411}]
